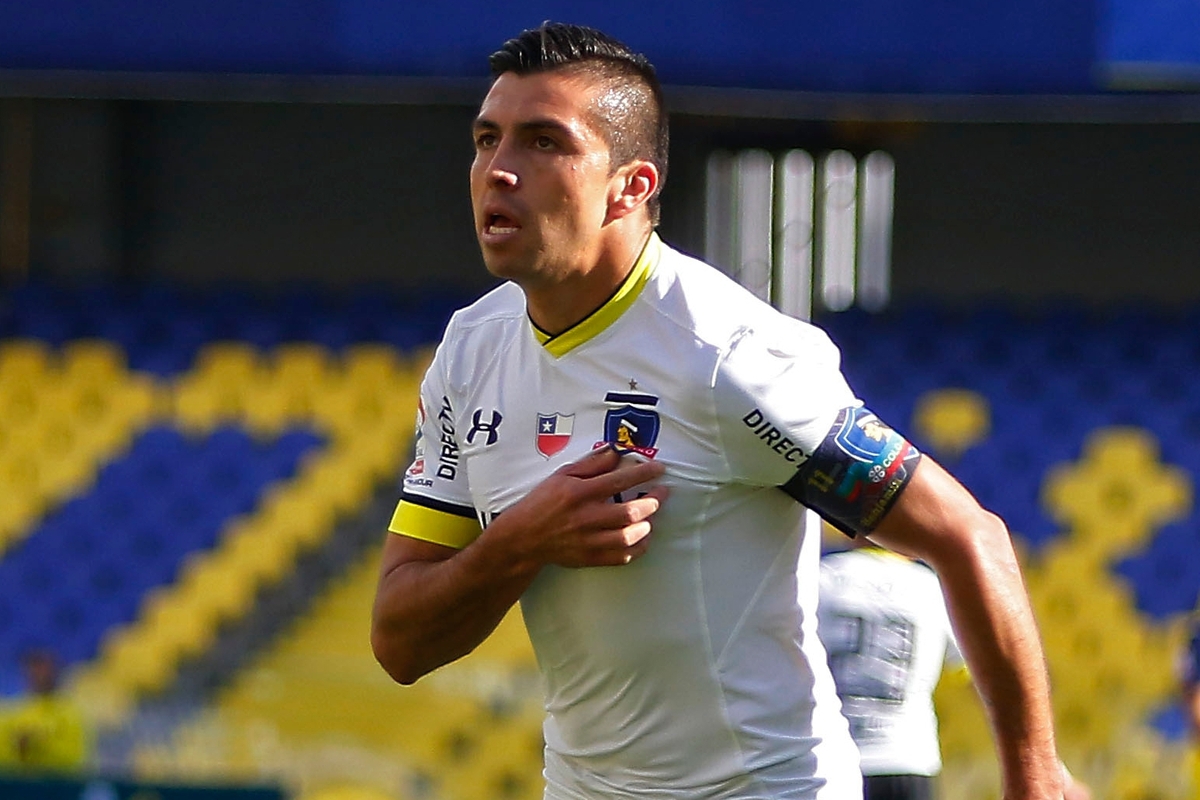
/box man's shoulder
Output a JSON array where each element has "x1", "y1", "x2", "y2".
[
  {"x1": 429, "y1": 283, "x2": 525, "y2": 379},
  {"x1": 440, "y1": 282, "x2": 529, "y2": 348},
  {"x1": 448, "y1": 281, "x2": 526, "y2": 329},
  {"x1": 651, "y1": 242, "x2": 798, "y2": 343},
  {"x1": 655, "y1": 240, "x2": 841, "y2": 353},
  {"x1": 654, "y1": 243, "x2": 758, "y2": 311}
]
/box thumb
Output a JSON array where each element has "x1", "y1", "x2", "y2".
[{"x1": 560, "y1": 444, "x2": 622, "y2": 478}]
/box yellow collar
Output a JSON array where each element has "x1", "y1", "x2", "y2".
[{"x1": 532, "y1": 233, "x2": 660, "y2": 358}]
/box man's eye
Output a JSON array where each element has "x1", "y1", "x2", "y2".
[
  {"x1": 475, "y1": 133, "x2": 497, "y2": 149},
  {"x1": 534, "y1": 136, "x2": 556, "y2": 150}
]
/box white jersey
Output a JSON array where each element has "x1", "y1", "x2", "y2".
[
  {"x1": 392, "y1": 234, "x2": 864, "y2": 798},
  {"x1": 817, "y1": 547, "x2": 963, "y2": 777}
]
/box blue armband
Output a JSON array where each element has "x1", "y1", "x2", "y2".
[{"x1": 782, "y1": 406, "x2": 921, "y2": 536}]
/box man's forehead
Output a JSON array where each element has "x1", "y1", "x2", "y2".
[{"x1": 476, "y1": 70, "x2": 603, "y2": 127}]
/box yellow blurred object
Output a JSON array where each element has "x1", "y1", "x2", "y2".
[
  {"x1": 61, "y1": 338, "x2": 127, "y2": 384},
  {"x1": 273, "y1": 342, "x2": 337, "y2": 389},
  {"x1": 0, "y1": 338, "x2": 55, "y2": 379},
  {"x1": 342, "y1": 342, "x2": 405, "y2": 385},
  {"x1": 910, "y1": 387, "x2": 990, "y2": 459},
  {"x1": 1190, "y1": 743, "x2": 1199, "y2": 800},
  {"x1": 0, "y1": 694, "x2": 90, "y2": 773},
  {"x1": 194, "y1": 341, "x2": 263, "y2": 381},
  {"x1": 301, "y1": 786, "x2": 404, "y2": 800},
  {"x1": 145, "y1": 545, "x2": 543, "y2": 796},
  {"x1": 1042, "y1": 427, "x2": 1191, "y2": 556},
  {"x1": 172, "y1": 342, "x2": 265, "y2": 433}
]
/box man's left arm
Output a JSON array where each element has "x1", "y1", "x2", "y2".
[
  {"x1": 866, "y1": 455, "x2": 1063, "y2": 800},
  {"x1": 712, "y1": 316, "x2": 1063, "y2": 798}
]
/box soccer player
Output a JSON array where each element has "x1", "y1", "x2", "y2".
[
  {"x1": 817, "y1": 536, "x2": 964, "y2": 800},
  {"x1": 371, "y1": 22, "x2": 1068, "y2": 799},
  {"x1": 0, "y1": 649, "x2": 89, "y2": 772}
]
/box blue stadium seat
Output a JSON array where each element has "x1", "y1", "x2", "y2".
[{"x1": 1114, "y1": 521, "x2": 1200, "y2": 619}]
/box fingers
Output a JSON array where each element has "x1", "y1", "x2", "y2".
[
  {"x1": 574, "y1": 487, "x2": 665, "y2": 566},
  {"x1": 584, "y1": 523, "x2": 653, "y2": 566},
  {"x1": 559, "y1": 444, "x2": 623, "y2": 479},
  {"x1": 581, "y1": 486, "x2": 665, "y2": 531},
  {"x1": 559, "y1": 446, "x2": 666, "y2": 500},
  {"x1": 536, "y1": 447, "x2": 669, "y2": 569},
  {"x1": 622, "y1": 488, "x2": 668, "y2": 526},
  {"x1": 599, "y1": 457, "x2": 666, "y2": 498}
]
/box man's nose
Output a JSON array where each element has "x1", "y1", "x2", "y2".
[
  {"x1": 489, "y1": 163, "x2": 519, "y2": 189},
  {"x1": 487, "y1": 143, "x2": 519, "y2": 188}
]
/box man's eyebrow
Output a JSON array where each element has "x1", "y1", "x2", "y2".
[
  {"x1": 471, "y1": 116, "x2": 581, "y2": 139},
  {"x1": 518, "y1": 118, "x2": 577, "y2": 137}
]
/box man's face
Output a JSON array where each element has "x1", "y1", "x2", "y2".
[
  {"x1": 24, "y1": 653, "x2": 57, "y2": 694},
  {"x1": 470, "y1": 69, "x2": 617, "y2": 284}
]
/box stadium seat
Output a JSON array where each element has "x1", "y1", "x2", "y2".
[
  {"x1": 910, "y1": 387, "x2": 990, "y2": 459},
  {"x1": 0, "y1": 337, "x2": 55, "y2": 378}
]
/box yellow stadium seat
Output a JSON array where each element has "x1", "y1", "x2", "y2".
[
  {"x1": 0, "y1": 338, "x2": 55, "y2": 379},
  {"x1": 301, "y1": 786, "x2": 406, "y2": 800},
  {"x1": 216, "y1": 517, "x2": 301, "y2": 589},
  {"x1": 273, "y1": 342, "x2": 337, "y2": 387},
  {"x1": 342, "y1": 343, "x2": 405, "y2": 384},
  {"x1": 1043, "y1": 427, "x2": 1191, "y2": 539},
  {"x1": 0, "y1": 449, "x2": 44, "y2": 504},
  {"x1": 139, "y1": 589, "x2": 221, "y2": 662},
  {"x1": 194, "y1": 341, "x2": 263, "y2": 380},
  {"x1": 910, "y1": 388, "x2": 990, "y2": 459},
  {"x1": 36, "y1": 449, "x2": 96, "y2": 501},
  {"x1": 0, "y1": 376, "x2": 44, "y2": 427},
  {"x1": 277, "y1": 498, "x2": 338, "y2": 553},
  {"x1": 0, "y1": 490, "x2": 43, "y2": 550},
  {"x1": 99, "y1": 631, "x2": 176, "y2": 696},
  {"x1": 177, "y1": 551, "x2": 261, "y2": 624},
  {"x1": 172, "y1": 377, "x2": 248, "y2": 434},
  {"x1": 61, "y1": 338, "x2": 127, "y2": 383},
  {"x1": 240, "y1": 386, "x2": 295, "y2": 438}
]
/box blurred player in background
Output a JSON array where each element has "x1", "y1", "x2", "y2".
[
  {"x1": 818, "y1": 535, "x2": 1091, "y2": 800},
  {"x1": 0, "y1": 648, "x2": 89, "y2": 773},
  {"x1": 818, "y1": 536, "x2": 964, "y2": 799},
  {"x1": 372, "y1": 21, "x2": 1070, "y2": 799}
]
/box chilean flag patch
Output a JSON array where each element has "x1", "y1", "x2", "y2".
[{"x1": 537, "y1": 413, "x2": 574, "y2": 458}]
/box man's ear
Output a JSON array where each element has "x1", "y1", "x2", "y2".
[{"x1": 606, "y1": 160, "x2": 660, "y2": 223}]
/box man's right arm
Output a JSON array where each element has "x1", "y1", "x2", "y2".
[{"x1": 370, "y1": 446, "x2": 667, "y2": 684}]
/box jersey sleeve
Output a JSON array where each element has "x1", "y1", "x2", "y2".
[
  {"x1": 715, "y1": 318, "x2": 857, "y2": 486},
  {"x1": 715, "y1": 317, "x2": 921, "y2": 536},
  {"x1": 388, "y1": 338, "x2": 482, "y2": 550}
]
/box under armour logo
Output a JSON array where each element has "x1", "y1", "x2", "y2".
[{"x1": 466, "y1": 408, "x2": 503, "y2": 446}]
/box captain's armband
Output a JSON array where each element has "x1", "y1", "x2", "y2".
[{"x1": 781, "y1": 406, "x2": 921, "y2": 536}]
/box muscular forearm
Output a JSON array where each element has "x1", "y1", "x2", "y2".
[
  {"x1": 933, "y1": 515, "x2": 1062, "y2": 799},
  {"x1": 868, "y1": 457, "x2": 1063, "y2": 798},
  {"x1": 371, "y1": 528, "x2": 541, "y2": 685}
]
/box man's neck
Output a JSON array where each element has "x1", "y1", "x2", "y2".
[{"x1": 525, "y1": 228, "x2": 653, "y2": 336}]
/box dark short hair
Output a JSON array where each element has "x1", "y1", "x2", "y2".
[{"x1": 489, "y1": 22, "x2": 669, "y2": 225}]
